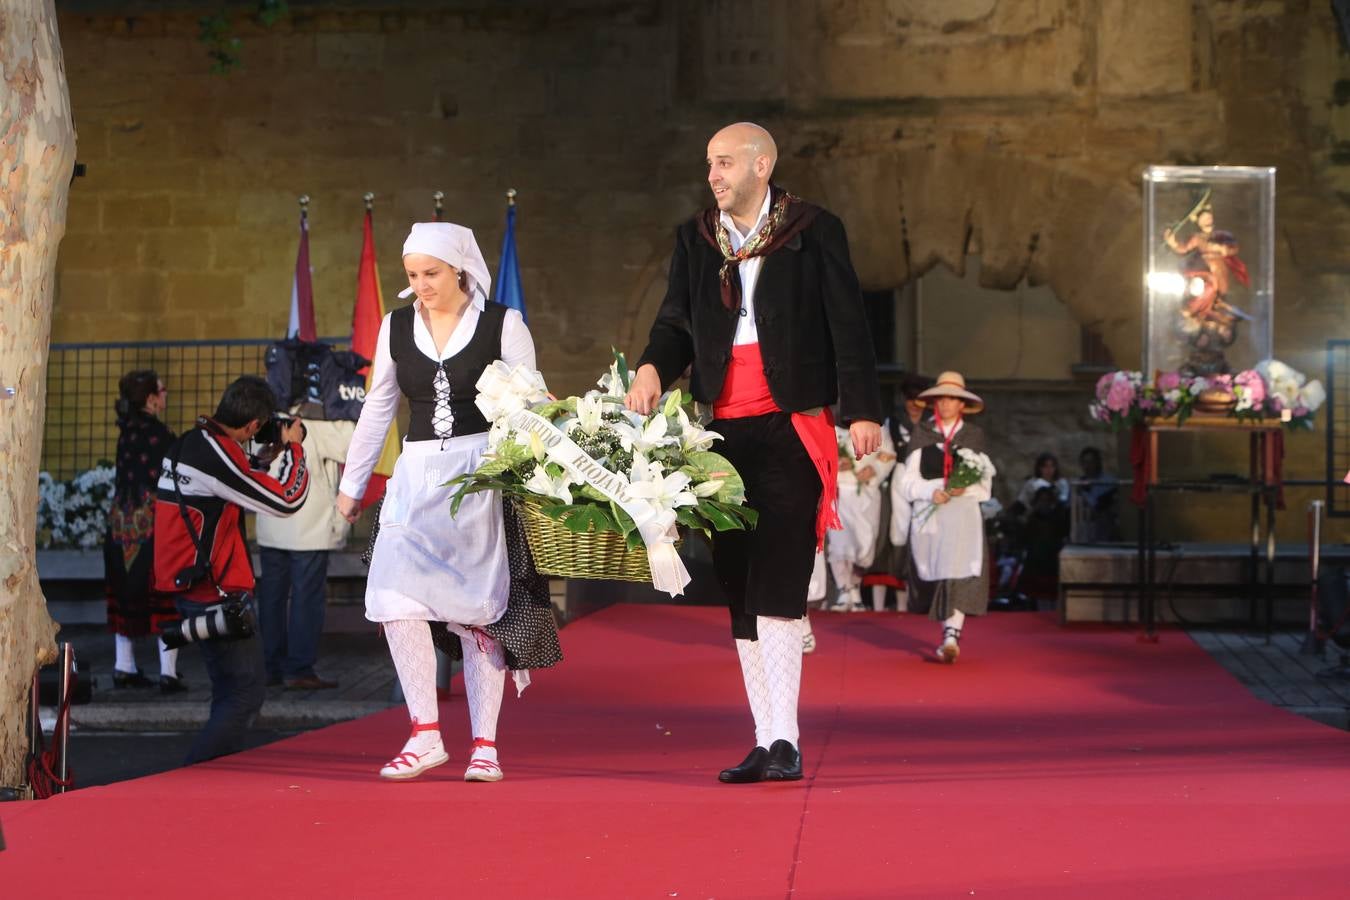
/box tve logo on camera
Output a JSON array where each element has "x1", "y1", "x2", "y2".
[{"x1": 339, "y1": 384, "x2": 366, "y2": 402}]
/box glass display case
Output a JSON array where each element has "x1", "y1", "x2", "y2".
[{"x1": 1142, "y1": 166, "x2": 1275, "y2": 379}]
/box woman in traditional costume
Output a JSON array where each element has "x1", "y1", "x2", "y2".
[
  {"x1": 897, "y1": 371, "x2": 995, "y2": 663},
  {"x1": 337, "y1": 222, "x2": 559, "y2": 782},
  {"x1": 104, "y1": 370, "x2": 184, "y2": 691}
]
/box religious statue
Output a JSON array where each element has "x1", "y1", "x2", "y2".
[{"x1": 1161, "y1": 190, "x2": 1251, "y2": 378}]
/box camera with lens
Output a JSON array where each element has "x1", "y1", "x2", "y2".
[
  {"x1": 255, "y1": 412, "x2": 303, "y2": 446},
  {"x1": 159, "y1": 591, "x2": 257, "y2": 649}
]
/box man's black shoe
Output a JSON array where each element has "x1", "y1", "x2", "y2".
[
  {"x1": 112, "y1": 669, "x2": 154, "y2": 689},
  {"x1": 718, "y1": 746, "x2": 769, "y2": 783},
  {"x1": 763, "y1": 739, "x2": 803, "y2": 781}
]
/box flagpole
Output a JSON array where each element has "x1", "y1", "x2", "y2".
[
  {"x1": 299, "y1": 194, "x2": 309, "y2": 219},
  {"x1": 506, "y1": 188, "x2": 516, "y2": 207},
  {"x1": 432, "y1": 191, "x2": 444, "y2": 221},
  {"x1": 363, "y1": 191, "x2": 374, "y2": 213}
]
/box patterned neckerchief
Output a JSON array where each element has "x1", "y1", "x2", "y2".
[{"x1": 697, "y1": 185, "x2": 820, "y2": 311}]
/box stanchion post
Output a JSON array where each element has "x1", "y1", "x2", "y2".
[
  {"x1": 29, "y1": 669, "x2": 41, "y2": 760},
  {"x1": 1301, "y1": 500, "x2": 1325, "y2": 656},
  {"x1": 55, "y1": 643, "x2": 73, "y2": 794}
]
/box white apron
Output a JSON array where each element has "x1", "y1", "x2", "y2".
[{"x1": 365, "y1": 434, "x2": 509, "y2": 626}]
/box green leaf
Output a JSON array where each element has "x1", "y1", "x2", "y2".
[
  {"x1": 610, "y1": 502, "x2": 638, "y2": 537},
  {"x1": 676, "y1": 506, "x2": 713, "y2": 541},
  {"x1": 696, "y1": 500, "x2": 744, "y2": 532},
  {"x1": 532, "y1": 397, "x2": 578, "y2": 420},
  {"x1": 612, "y1": 346, "x2": 632, "y2": 391},
  {"x1": 536, "y1": 502, "x2": 621, "y2": 535},
  {"x1": 685, "y1": 450, "x2": 745, "y2": 504},
  {"x1": 662, "y1": 389, "x2": 682, "y2": 417},
  {"x1": 576, "y1": 483, "x2": 611, "y2": 503}
]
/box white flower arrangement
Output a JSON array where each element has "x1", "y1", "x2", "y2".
[
  {"x1": 37, "y1": 463, "x2": 116, "y2": 549},
  {"x1": 450, "y1": 351, "x2": 757, "y2": 549}
]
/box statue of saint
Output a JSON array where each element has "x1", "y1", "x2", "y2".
[{"x1": 1162, "y1": 197, "x2": 1251, "y2": 376}]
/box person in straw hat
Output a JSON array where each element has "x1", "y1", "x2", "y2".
[
  {"x1": 896, "y1": 370, "x2": 996, "y2": 662},
  {"x1": 337, "y1": 221, "x2": 560, "y2": 782}
]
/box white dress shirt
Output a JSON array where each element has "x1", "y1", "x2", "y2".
[
  {"x1": 719, "y1": 188, "x2": 773, "y2": 346},
  {"x1": 338, "y1": 298, "x2": 535, "y2": 500}
]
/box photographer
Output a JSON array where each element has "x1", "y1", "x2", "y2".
[{"x1": 153, "y1": 375, "x2": 309, "y2": 764}]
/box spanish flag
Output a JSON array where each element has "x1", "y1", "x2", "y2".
[{"x1": 350, "y1": 208, "x2": 399, "y2": 508}]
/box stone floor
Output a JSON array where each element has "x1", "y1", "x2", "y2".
[{"x1": 1188, "y1": 627, "x2": 1350, "y2": 731}]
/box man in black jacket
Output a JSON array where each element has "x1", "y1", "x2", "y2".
[{"x1": 627, "y1": 122, "x2": 882, "y2": 783}]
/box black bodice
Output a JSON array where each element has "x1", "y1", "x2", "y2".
[{"x1": 389, "y1": 302, "x2": 507, "y2": 441}]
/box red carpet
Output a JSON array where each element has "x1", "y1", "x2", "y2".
[{"x1": 6, "y1": 605, "x2": 1350, "y2": 898}]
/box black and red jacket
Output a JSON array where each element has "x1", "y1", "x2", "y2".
[{"x1": 153, "y1": 418, "x2": 309, "y2": 603}]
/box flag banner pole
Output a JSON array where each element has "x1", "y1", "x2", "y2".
[
  {"x1": 433, "y1": 190, "x2": 444, "y2": 221},
  {"x1": 289, "y1": 194, "x2": 317, "y2": 341},
  {"x1": 493, "y1": 188, "x2": 527, "y2": 323},
  {"x1": 349, "y1": 191, "x2": 399, "y2": 507}
]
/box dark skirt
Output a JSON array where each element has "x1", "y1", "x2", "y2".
[
  {"x1": 863, "y1": 481, "x2": 907, "y2": 585},
  {"x1": 709, "y1": 412, "x2": 821, "y2": 641},
  {"x1": 104, "y1": 502, "x2": 178, "y2": 637},
  {"x1": 908, "y1": 555, "x2": 990, "y2": 621},
  {"x1": 364, "y1": 498, "x2": 562, "y2": 671}
]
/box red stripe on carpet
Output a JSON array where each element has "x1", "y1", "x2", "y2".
[{"x1": 6, "y1": 606, "x2": 1350, "y2": 898}]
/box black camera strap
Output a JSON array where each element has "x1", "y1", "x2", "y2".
[{"x1": 169, "y1": 435, "x2": 229, "y2": 601}]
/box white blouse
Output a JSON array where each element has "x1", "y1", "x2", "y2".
[{"x1": 338, "y1": 298, "x2": 535, "y2": 500}]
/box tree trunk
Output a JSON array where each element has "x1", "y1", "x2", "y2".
[{"x1": 0, "y1": 0, "x2": 76, "y2": 792}]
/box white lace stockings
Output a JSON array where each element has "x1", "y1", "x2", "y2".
[
  {"x1": 384, "y1": 619, "x2": 439, "y2": 729},
  {"x1": 460, "y1": 630, "x2": 507, "y2": 743},
  {"x1": 735, "y1": 615, "x2": 803, "y2": 748}
]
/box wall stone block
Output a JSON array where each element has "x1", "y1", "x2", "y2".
[{"x1": 100, "y1": 194, "x2": 172, "y2": 230}]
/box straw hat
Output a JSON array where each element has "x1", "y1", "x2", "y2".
[{"x1": 916, "y1": 370, "x2": 984, "y2": 414}]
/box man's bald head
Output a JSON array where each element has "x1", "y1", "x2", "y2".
[
  {"x1": 706, "y1": 122, "x2": 778, "y2": 226},
  {"x1": 710, "y1": 122, "x2": 778, "y2": 173}
]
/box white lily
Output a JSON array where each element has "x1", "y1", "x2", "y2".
[
  {"x1": 692, "y1": 479, "x2": 724, "y2": 498},
  {"x1": 528, "y1": 430, "x2": 548, "y2": 462},
  {"x1": 596, "y1": 360, "x2": 627, "y2": 398},
  {"x1": 616, "y1": 412, "x2": 678, "y2": 454},
  {"x1": 627, "y1": 453, "x2": 698, "y2": 513},
  {"x1": 675, "y1": 406, "x2": 721, "y2": 452},
  {"x1": 523, "y1": 464, "x2": 574, "y2": 505},
  {"x1": 569, "y1": 391, "x2": 605, "y2": 436}
]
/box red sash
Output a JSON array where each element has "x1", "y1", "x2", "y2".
[{"x1": 712, "y1": 343, "x2": 840, "y2": 549}]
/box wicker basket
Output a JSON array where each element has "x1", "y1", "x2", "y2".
[{"x1": 513, "y1": 496, "x2": 661, "y2": 583}]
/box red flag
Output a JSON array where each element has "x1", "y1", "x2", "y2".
[
  {"x1": 350, "y1": 209, "x2": 399, "y2": 507},
  {"x1": 289, "y1": 213, "x2": 317, "y2": 341}
]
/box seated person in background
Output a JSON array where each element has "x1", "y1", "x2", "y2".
[
  {"x1": 1074, "y1": 446, "x2": 1119, "y2": 543},
  {"x1": 1016, "y1": 452, "x2": 1070, "y2": 511},
  {"x1": 1019, "y1": 486, "x2": 1069, "y2": 598}
]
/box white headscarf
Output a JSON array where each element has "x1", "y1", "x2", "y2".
[{"x1": 397, "y1": 221, "x2": 492, "y2": 309}]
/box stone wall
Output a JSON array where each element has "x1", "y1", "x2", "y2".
[{"x1": 48, "y1": 0, "x2": 1350, "y2": 538}]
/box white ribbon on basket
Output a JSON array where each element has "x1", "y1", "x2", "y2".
[{"x1": 475, "y1": 363, "x2": 692, "y2": 597}]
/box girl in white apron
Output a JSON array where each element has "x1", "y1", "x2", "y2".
[{"x1": 338, "y1": 221, "x2": 556, "y2": 781}]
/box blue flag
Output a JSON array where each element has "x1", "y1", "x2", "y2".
[{"x1": 494, "y1": 204, "x2": 527, "y2": 323}]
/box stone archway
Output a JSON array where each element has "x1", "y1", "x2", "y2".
[{"x1": 794, "y1": 147, "x2": 1144, "y2": 368}]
